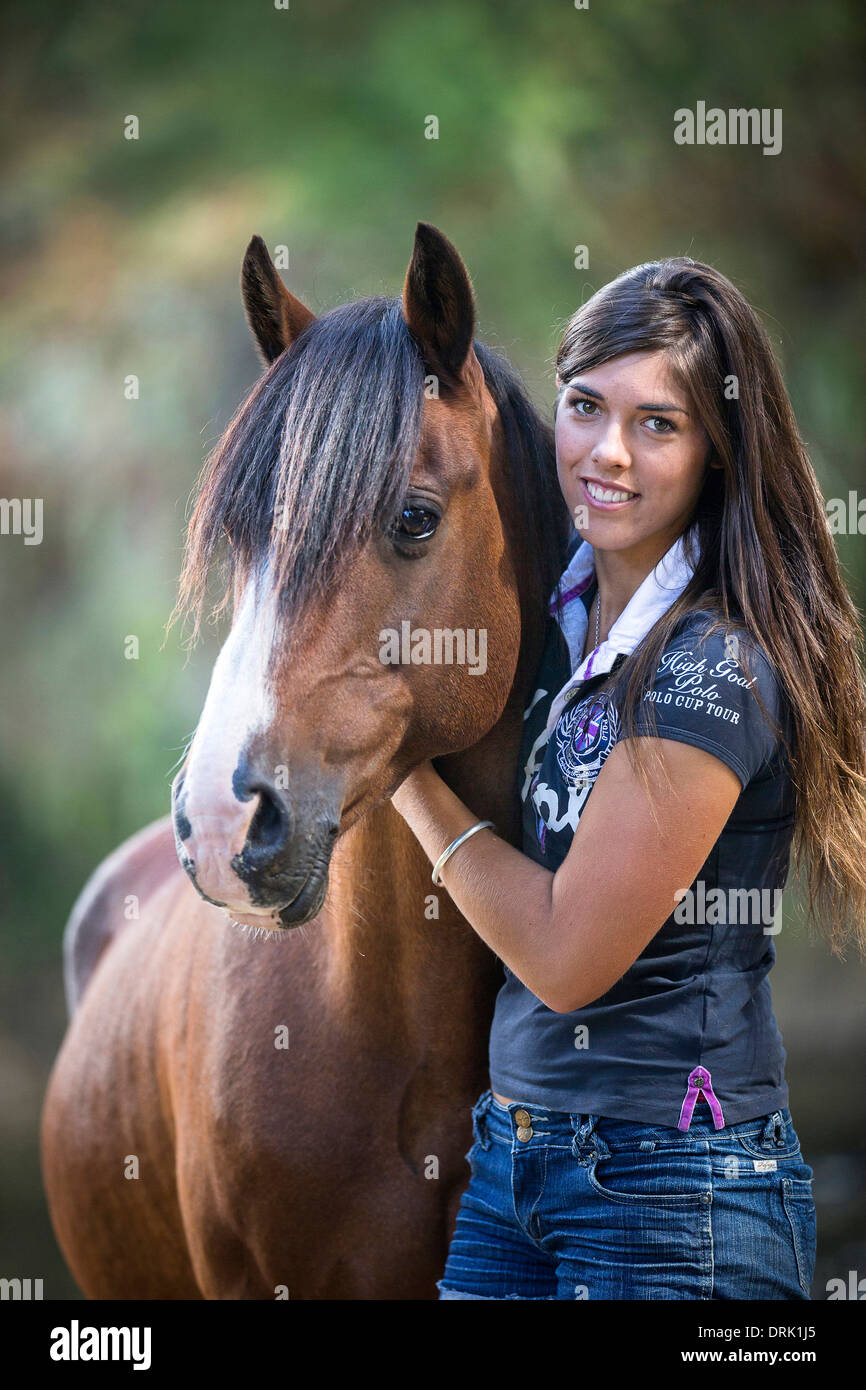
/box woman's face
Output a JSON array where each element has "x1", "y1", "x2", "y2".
[{"x1": 555, "y1": 349, "x2": 713, "y2": 558}]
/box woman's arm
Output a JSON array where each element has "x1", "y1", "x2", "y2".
[{"x1": 390, "y1": 739, "x2": 742, "y2": 1013}]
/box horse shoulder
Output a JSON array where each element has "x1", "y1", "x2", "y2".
[{"x1": 62, "y1": 815, "x2": 180, "y2": 1015}]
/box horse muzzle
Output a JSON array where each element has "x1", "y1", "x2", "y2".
[{"x1": 171, "y1": 761, "x2": 341, "y2": 929}]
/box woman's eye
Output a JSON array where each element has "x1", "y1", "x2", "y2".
[
  {"x1": 646, "y1": 416, "x2": 676, "y2": 433},
  {"x1": 572, "y1": 397, "x2": 599, "y2": 417},
  {"x1": 391, "y1": 503, "x2": 440, "y2": 544}
]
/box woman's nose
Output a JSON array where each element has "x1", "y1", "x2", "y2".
[{"x1": 591, "y1": 421, "x2": 631, "y2": 469}]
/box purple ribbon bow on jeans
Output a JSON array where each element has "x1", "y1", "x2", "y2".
[{"x1": 678, "y1": 1065, "x2": 726, "y2": 1130}]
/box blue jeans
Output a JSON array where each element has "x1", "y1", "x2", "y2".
[{"x1": 437, "y1": 1088, "x2": 816, "y2": 1300}]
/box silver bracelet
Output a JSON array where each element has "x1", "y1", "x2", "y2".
[{"x1": 431, "y1": 820, "x2": 496, "y2": 886}]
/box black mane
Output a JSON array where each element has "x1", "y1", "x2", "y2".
[{"x1": 177, "y1": 295, "x2": 570, "y2": 637}]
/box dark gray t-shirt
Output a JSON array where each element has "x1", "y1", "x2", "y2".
[{"x1": 488, "y1": 588, "x2": 796, "y2": 1128}]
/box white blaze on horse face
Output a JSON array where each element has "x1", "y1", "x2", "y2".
[{"x1": 181, "y1": 577, "x2": 278, "y2": 910}]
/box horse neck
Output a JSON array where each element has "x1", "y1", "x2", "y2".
[
  {"x1": 318, "y1": 725, "x2": 529, "y2": 1061},
  {"x1": 314, "y1": 434, "x2": 547, "y2": 1053}
]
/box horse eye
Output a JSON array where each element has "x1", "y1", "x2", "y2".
[{"x1": 391, "y1": 504, "x2": 440, "y2": 543}]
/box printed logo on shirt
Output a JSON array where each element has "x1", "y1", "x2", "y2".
[
  {"x1": 554, "y1": 692, "x2": 620, "y2": 789},
  {"x1": 528, "y1": 771, "x2": 588, "y2": 845},
  {"x1": 522, "y1": 689, "x2": 621, "y2": 847},
  {"x1": 642, "y1": 645, "x2": 758, "y2": 725}
]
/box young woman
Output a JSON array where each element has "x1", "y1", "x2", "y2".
[{"x1": 390, "y1": 256, "x2": 866, "y2": 1300}]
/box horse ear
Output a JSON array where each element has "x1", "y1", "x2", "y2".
[
  {"x1": 241, "y1": 235, "x2": 316, "y2": 365},
  {"x1": 402, "y1": 222, "x2": 478, "y2": 390}
]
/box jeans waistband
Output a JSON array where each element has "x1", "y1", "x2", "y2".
[{"x1": 472, "y1": 1088, "x2": 793, "y2": 1155}]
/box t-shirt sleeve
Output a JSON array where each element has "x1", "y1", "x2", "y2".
[{"x1": 625, "y1": 615, "x2": 785, "y2": 789}]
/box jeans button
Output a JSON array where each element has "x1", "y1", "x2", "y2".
[
  {"x1": 514, "y1": 1109, "x2": 531, "y2": 1127},
  {"x1": 517, "y1": 1125, "x2": 533, "y2": 1142}
]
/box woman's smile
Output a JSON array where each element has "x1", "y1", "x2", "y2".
[{"x1": 581, "y1": 475, "x2": 641, "y2": 509}]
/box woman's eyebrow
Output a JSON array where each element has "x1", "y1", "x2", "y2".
[
  {"x1": 567, "y1": 380, "x2": 689, "y2": 414},
  {"x1": 567, "y1": 380, "x2": 604, "y2": 399},
  {"x1": 638, "y1": 400, "x2": 689, "y2": 414}
]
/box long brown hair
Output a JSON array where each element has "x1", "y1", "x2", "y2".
[{"x1": 555, "y1": 257, "x2": 866, "y2": 958}]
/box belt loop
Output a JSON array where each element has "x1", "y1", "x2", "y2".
[
  {"x1": 588, "y1": 1115, "x2": 610, "y2": 1158},
  {"x1": 471, "y1": 1089, "x2": 493, "y2": 1150},
  {"x1": 761, "y1": 1110, "x2": 784, "y2": 1147},
  {"x1": 571, "y1": 1112, "x2": 604, "y2": 1156}
]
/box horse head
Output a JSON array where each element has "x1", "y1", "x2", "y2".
[{"x1": 171, "y1": 223, "x2": 567, "y2": 928}]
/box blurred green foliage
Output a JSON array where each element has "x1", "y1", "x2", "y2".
[
  {"x1": 3, "y1": 0, "x2": 864, "y2": 959},
  {"x1": 0, "y1": 0, "x2": 864, "y2": 1292}
]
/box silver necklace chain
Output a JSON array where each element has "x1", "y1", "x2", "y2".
[{"x1": 594, "y1": 586, "x2": 601, "y2": 649}]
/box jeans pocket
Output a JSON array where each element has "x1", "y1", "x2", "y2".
[
  {"x1": 734, "y1": 1112, "x2": 802, "y2": 1162},
  {"x1": 586, "y1": 1147, "x2": 711, "y2": 1207},
  {"x1": 781, "y1": 1176, "x2": 817, "y2": 1297}
]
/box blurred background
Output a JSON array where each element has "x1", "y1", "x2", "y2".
[{"x1": 1, "y1": 0, "x2": 863, "y2": 1298}]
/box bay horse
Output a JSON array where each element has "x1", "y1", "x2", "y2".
[{"x1": 40, "y1": 222, "x2": 570, "y2": 1299}]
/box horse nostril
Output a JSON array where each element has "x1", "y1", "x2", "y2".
[
  {"x1": 172, "y1": 778, "x2": 192, "y2": 844},
  {"x1": 244, "y1": 784, "x2": 291, "y2": 860}
]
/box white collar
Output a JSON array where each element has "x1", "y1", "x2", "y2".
[{"x1": 544, "y1": 529, "x2": 697, "y2": 738}]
